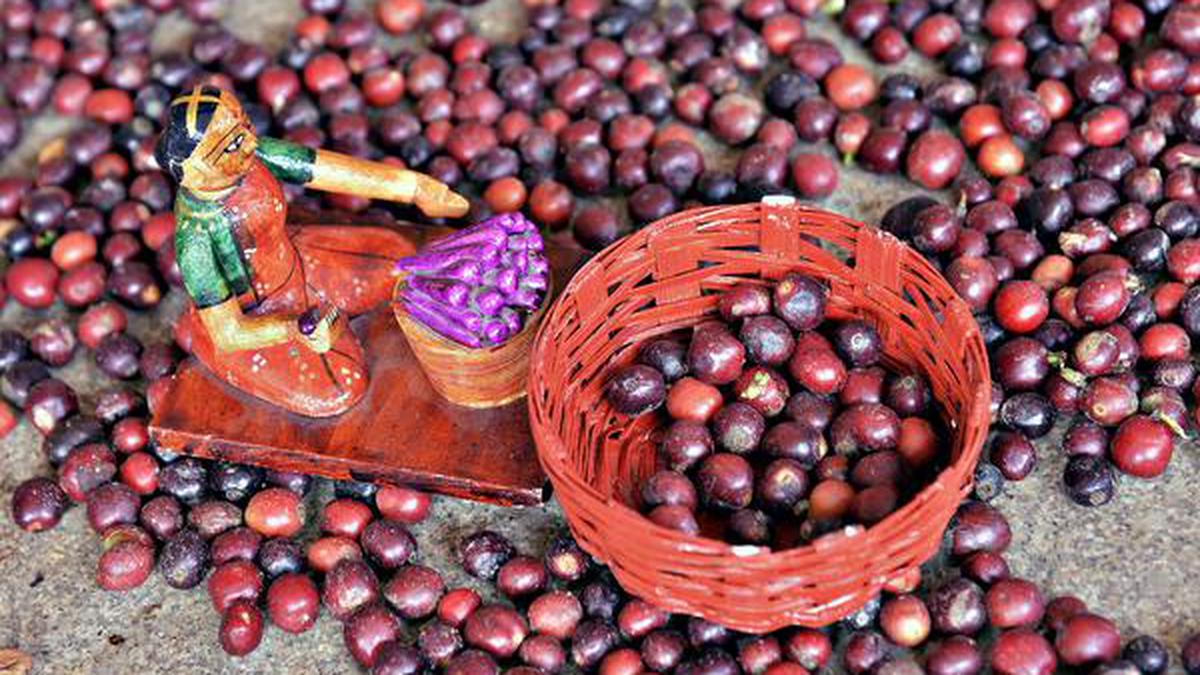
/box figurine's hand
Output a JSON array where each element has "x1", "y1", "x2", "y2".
[
  {"x1": 413, "y1": 175, "x2": 470, "y2": 218},
  {"x1": 293, "y1": 309, "x2": 342, "y2": 354}
]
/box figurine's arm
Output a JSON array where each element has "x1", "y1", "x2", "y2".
[
  {"x1": 197, "y1": 299, "x2": 295, "y2": 352},
  {"x1": 256, "y1": 137, "x2": 469, "y2": 218}
]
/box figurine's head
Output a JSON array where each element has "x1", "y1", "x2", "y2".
[{"x1": 155, "y1": 86, "x2": 258, "y2": 195}]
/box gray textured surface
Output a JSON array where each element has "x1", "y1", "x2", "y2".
[{"x1": 1, "y1": 0, "x2": 1199, "y2": 673}]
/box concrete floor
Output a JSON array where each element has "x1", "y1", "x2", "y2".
[{"x1": 2, "y1": 1, "x2": 1199, "y2": 673}]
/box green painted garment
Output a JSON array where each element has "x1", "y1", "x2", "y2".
[
  {"x1": 174, "y1": 189, "x2": 251, "y2": 309},
  {"x1": 256, "y1": 136, "x2": 317, "y2": 185},
  {"x1": 173, "y1": 137, "x2": 317, "y2": 309}
]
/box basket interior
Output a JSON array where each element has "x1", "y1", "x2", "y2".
[{"x1": 537, "y1": 204, "x2": 988, "y2": 513}]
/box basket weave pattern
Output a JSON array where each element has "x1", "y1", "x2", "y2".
[{"x1": 528, "y1": 201, "x2": 991, "y2": 632}]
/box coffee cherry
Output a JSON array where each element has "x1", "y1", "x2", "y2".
[
  {"x1": 605, "y1": 365, "x2": 666, "y2": 415},
  {"x1": 268, "y1": 572, "x2": 321, "y2": 634},
  {"x1": 991, "y1": 628, "x2": 1057, "y2": 675},
  {"x1": 220, "y1": 600, "x2": 264, "y2": 657},
  {"x1": 880, "y1": 595, "x2": 931, "y2": 647},
  {"x1": 11, "y1": 477, "x2": 68, "y2": 532},
  {"x1": 1056, "y1": 613, "x2": 1121, "y2": 666},
  {"x1": 1111, "y1": 414, "x2": 1173, "y2": 478}
]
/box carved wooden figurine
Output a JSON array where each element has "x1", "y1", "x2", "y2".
[{"x1": 156, "y1": 86, "x2": 469, "y2": 417}]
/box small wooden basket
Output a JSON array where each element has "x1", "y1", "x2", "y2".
[
  {"x1": 394, "y1": 279, "x2": 549, "y2": 409},
  {"x1": 527, "y1": 199, "x2": 991, "y2": 632}
]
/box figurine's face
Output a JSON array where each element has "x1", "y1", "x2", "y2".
[{"x1": 179, "y1": 93, "x2": 259, "y2": 194}]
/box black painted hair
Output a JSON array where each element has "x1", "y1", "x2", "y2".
[{"x1": 154, "y1": 86, "x2": 224, "y2": 181}]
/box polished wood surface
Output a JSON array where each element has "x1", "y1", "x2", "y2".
[{"x1": 152, "y1": 308, "x2": 548, "y2": 505}]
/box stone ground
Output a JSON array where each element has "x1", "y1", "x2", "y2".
[{"x1": 1, "y1": 0, "x2": 1199, "y2": 673}]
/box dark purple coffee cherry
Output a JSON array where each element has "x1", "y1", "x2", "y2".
[
  {"x1": 11, "y1": 477, "x2": 68, "y2": 532},
  {"x1": 1063, "y1": 455, "x2": 1114, "y2": 506},
  {"x1": 833, "y1": 320, "x2": 883, "y2": 367},
  {"x1": 711, "y1": 403, "x2": 766, "y2": 455},
  {"x1": 773, "y1": 273, "x2": 827, "y2": 331},
  {"x1": 696, "y1": 453, "x2": 754, "y2": 509},
  {"x1": 928, "y1": 578, "x2": 987, "y2": 635},
  {"x1": 740, "y1": 315, "x2": 795, "y2": 366},
  {"x1": 95, "y1": 333, "x2": 143, "y2": 380},
  {"x1": 688, "y1": 324, "x2": 746, "y2": 385},
  {"x1": 662, "y1": 420, "x2": 715, "y2": 470},
  {"x1": 605, "y1": 365, "x2": 666, "y2": 414},
  {"x1": 762, "y1": 421, "x2": 827, "y2": 467},
  {"x1": 758, "y1": 458, "x2": 810, "y2": 512},
  {"x1": 638, "y1": 339, "x2": 688, "y2": 382},
  {"x1": 160, "y1": 528, "x2": 211, "y2": 589},
  {"x1": 458, "y1": 530, "x2": 514, "y2": 580}
]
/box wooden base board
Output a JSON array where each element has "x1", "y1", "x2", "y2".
[{"x1": 150, "y1": 309, "x2": 548, "y2": 506}]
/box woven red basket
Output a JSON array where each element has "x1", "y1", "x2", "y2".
[{"x1": 527, "y1": 199, "x2": 992, "y2": 632}]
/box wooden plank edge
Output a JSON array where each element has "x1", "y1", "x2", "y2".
[{"x1": 149, "y1": 424, "x2": 549, "y2": 507}]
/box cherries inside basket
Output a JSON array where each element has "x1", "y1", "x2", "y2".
[{"x1": 604, "y1": 272, "x2": 948, "y2": 548}]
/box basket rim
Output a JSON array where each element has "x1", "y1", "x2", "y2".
[{"x1": 528, "y1": 201, "x2": 992, "y2": 564}]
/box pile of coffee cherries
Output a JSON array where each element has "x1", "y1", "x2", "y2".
[
  {"x1": 604, "y1": 274, "x2": 948, "y2": 547},
  {"x1": 876, "y1": 73, "x2": 1200, "y2": 508},
  {"x1": 440, "y1": 507, "x2": 1200, "y2": 675},
  {"x1": 0, "y1": 316, "x2": 172, "y2": 460},
  {"x1": 821, "y1": 0, "x2": 1200, "y2": 505},
  {"x1": 12, "y1": 406, "x2": 1200, "y2": 675},
  {"x1": 11, "y1": 389, "x2": 434, "y2": 664},
  {"x1": 2, "y1": 0, "x2": 1200, "y2": 668}
]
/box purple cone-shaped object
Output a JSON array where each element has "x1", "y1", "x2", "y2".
[{"x1": 395, "y1": 212, "x2": 548, "y2": 347}]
